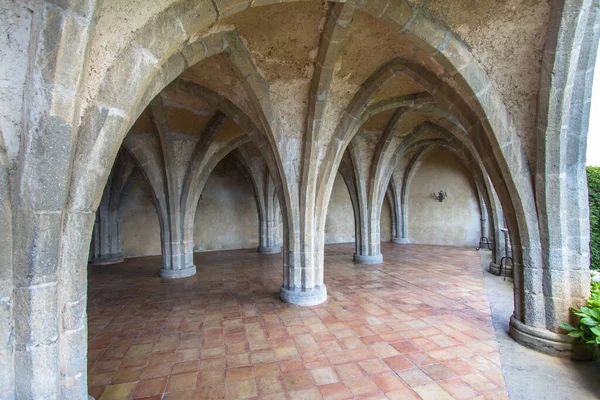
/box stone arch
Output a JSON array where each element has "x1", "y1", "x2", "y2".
[
  {"x1": 515, "y1": 0, "x2": 600, "y2": 355},
  {"x1": 317, "y1": 57, "x2": 535, "y2": 265},
  {"x1": 344, "y1": 92, "x2": 502, "y2": 264},
  {"x1": 16, "y1": 1, "x2": 599, "y2": 396},
  {"x1": 121, "y1": 137, "x2": 171, "y2": 254},
  {"x1": 399, "y1": 141, "x2": 492, "y2": 247},
  {"x1": 68, "y1": 27, "x2": 285, "y2": 233},
  {"x1": 312, "y1": 54, "x2": 542, "y2": 355}
]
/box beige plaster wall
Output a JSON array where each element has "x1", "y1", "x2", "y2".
[
  {"x1": 325, "y1": 172, "x2": 355, "y2": 244},
  {"x1": 407, "y1": 148, "x2": 480, "y2": 247},
  {"x1": 121, "y1": 167, "x2": 161, "y2": 257},
  {"x1": 120, "y1": 157, "x2": 260, "y2": 257},
  {"x1": 193, "y1": 157, "x2": 259, "y2": 251}
]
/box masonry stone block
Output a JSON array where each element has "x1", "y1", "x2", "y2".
[
  {"x1": 14, "y1": 284, "x2": 58, "y2": 346},
  {"x1": 13, "y1": 211, "x2": 62, "y2": 285},
  {"x1": 15, "y1": 343, "x2": 58, "y2": 399}
]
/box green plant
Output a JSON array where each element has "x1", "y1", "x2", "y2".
[
  {"x1": 589, "y1": 166, "x2": 600, "y2": 271},
  {"x1": 560, "y1": 281, "x2": 600, "y2": 346}
]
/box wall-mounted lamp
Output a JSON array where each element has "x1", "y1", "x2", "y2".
[{"x1": 432, "y1": 190, "x2": 447, "y2": 202}]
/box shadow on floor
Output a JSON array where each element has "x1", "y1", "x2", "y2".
[{"x1": 479, "y1": 250, "x2": 600, "y2": 399}]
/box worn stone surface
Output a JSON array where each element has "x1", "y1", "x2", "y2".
[
  {"x1": 1, "y1": 0, "x2": 598, "y2": 397},
  {"x1": 407, "y1": 147, "x2": 481, "y2": 247}
]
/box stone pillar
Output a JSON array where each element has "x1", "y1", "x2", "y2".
[
  {"x1": 0, "y1": 127, "x2": 14, "y2": 400},
  {"x1": 159, "y1": 224, "x2": 196, "y2": 278},
  {"x1": 279, "y1": 236, "x2": 328, "y2": 306},
  {"x1": 338, "y1": 153, "x2": 383, "y2": 264},
  {"x1": 258, "y1": 176, "x2": 282, "y2": 254},
  {"x1": 509, "y1": 0, "x2": 600, "y2": 357},
  {"x1": 353, "y1": 215, "x2": 383, "y2": 264},
  {"x1": 389, "y1": 180, "x2": 410, "y2": 244},
  {"x1": 90, "y1": 196, "x2": 123, "y2": 264},
  {"x1": 148, "y1": 99, "x2": 197, "y2": 279},
  {"x1": 89, "y1": 151, "x2": 134, "y2": 265},
  {"x1": 232, "y1": 145, "x2": 283, "y2": 254},
  {"x1": 11, "y1": 1, "x2": 96, "y2": 398}
]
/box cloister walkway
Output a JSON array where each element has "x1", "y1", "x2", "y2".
[{"x1": 87, "y1": 244, "x2": 508, "y2": 400}]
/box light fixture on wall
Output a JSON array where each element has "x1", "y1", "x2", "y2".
[{"x1": 432, "y1": 190, "x2": 447, "y2": 202}]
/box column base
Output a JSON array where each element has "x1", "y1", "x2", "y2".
[
  {"x1": 353, "y1": 254, "x2": 383, "y2": 264},
  {"x1": 391, "y1": 237, "x2": 410, "y2": 244},
  {"x1": 509, "y1": 315, "x2": 594, "y2": 359},
  {"x1": 280, "y1": 285, "x2": 327, "y2": 306},
  {"x1": 160, "y1": 265, "x2": 196, "y2": 279},
  {"x1": 488, "y1": 262, "x2": 513, "y2": 278},
  {"x1": 257, "y1": 245, "x2": 281, "y2": 254},
  {"x1": 90, "y1": 254, "x2": 124, "y2": 265}
]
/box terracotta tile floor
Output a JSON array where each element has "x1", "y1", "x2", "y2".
[{"x1": 88, "y1": 243, "x2": 509, "y2": 400}]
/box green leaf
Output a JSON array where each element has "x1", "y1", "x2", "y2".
[
  {"x1": 590, "y1": 326, "x2": 600, "y2": 336},
  {"x1": 560, "y1": 323, "x2": 576, "y2": 331},
  {"x1": 580, "y1": 317, "x2": 598, "y2": 326},
  {"x1": 568, "y1": 331, "x2": 583, "y2": 338}
]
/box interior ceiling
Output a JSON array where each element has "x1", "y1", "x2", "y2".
[{"x1": 124, "y1": 2, "x2": 474, "y2": 163}]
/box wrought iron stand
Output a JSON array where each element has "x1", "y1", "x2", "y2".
[{"x1": 476, "y1": 218, "x2": 492, "y2": 250}]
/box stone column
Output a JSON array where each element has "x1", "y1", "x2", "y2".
[
  {"x1": 90, "y1": 192, "x2": 123, "y2": 264},
  {"x1": 149, "y1": 98, "x2": 197, "y2": 279},
  {"x1": 338, "y1": 152, "x2": 383, "y2": 264},
  {"x1": 89, "y1": 152, "x2": 134, "y2": 265},
  {"x1": 510, "y1": 0, "x2": 600, "y2": 357},
  {"x1": 389, "y1": 178, "x2": 410, "y2": 244},
  {"x1": 353, "y1": 216, "x2": 383, "y2": 264},
  {"x1": 11, "y1": 1, "x2": 97, "y2": 398},
  {"x1": 258, "y1": 178, "x2": 281, "y2": 254},
  {"x1": 233, "y1": 145, "x2": 282, "y2": 254}
]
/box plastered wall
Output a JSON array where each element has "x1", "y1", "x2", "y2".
[
  {"x1": 119, "y1": 148, "x2": 477, "y2": 256},
  {"x1": 193, "y1": 157, "x2": 259, "y2": 252},
  {"x1": 407, "y1": 148, "x2": 481, "y2": 247},
  {"x1": 120, "y1": 167, "x2": 161, "y2": 257},
  {"x1": 120, "y1": 156, "x2": 260, "y2": 256},
  {"x1": 120, "y1": 163, "x2": 365, "y2": 256},
  {"x1": 325, "y1": 173, "x2": 355, "y2": 244}
]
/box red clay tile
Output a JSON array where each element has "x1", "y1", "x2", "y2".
[{"x1": 133, "y1": 378, "x2": 167, "y2": 398}]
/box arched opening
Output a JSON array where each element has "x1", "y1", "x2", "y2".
[
  {"x1": 6, "y1": 1, "x2": 600, "y2": 398},
  {"x1": 194, "y1": 155, "x2": 259, "y2": 252},
  {"x1": 325, "y1": 172, "x2": 356, "y2": 245}
]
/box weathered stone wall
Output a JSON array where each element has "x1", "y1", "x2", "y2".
[
  {"x1": 120, "y1": 157, "x2": 261, "y2": 256},
  {"x1": 120, "y1": 165, "x2": 368, "y2": 254},
  {"x1": 194, "y1": 157, "x2": 259, "y2": 252},
  {"x1": 407, "y1": 148, "x2": 481, "y2": 247},
  {"x1": 0, "y1": 1, "x2": 32, "y2": 174},
  {"x1": 120, "y1": 168, "x2": 161, "y2": 257},
  {"x1": 325, "y1": 172, "x2": 355, "y2": 244},
  {"x1": 424, "y1": 0, "x2": 550, "y2": 163}
]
